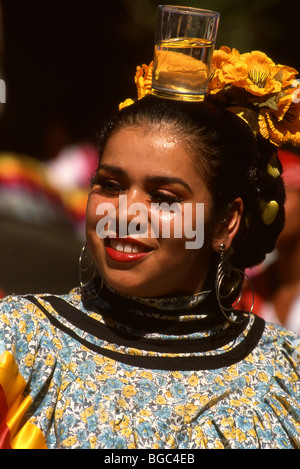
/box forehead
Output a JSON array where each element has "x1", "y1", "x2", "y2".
[{"x1": 102, "y1": 124, "x2": 194, "y2": 173}]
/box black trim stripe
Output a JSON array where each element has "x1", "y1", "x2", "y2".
[
  {"x1": 43, "y1": 295, "x2": 248, "y2": 353},
  {"x1": 24, "y1": 295, "x2": 265, "y2": 371}
]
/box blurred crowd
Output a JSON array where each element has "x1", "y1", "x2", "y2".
[{"x1": 0, "y1": 143, "x2": 98, "y2": 296}]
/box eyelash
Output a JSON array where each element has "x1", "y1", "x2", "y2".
[{"x1": 91, "y1": 176, "x2": 183, "y2": 204}]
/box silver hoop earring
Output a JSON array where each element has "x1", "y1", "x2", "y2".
[
  {"x1": 215, "y1": 244, "x2": 254, "y2": 323},
  {"x1": 78, "y1": 243, "x2": 103, "y2": 299}
]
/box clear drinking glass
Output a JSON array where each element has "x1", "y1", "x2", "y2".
[{"x1": 151, "y1": 5, "x2": 220, "y2": 101}]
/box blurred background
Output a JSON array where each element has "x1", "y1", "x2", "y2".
[{"x1": 0, "y1": 0, "x2": 300, "y2": 297}]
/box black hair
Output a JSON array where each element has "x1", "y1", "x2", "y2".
[{"x1": 95, "y1": 94, "x2": 285, "y2": 270}]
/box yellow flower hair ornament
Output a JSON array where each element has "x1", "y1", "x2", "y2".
[{"x1": 119, "y1": 47, "x2": 300, "y2": 148}]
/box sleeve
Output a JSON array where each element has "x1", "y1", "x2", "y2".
[{"x1": 0, "y1": 296, "x2": 47, "y2": 449}]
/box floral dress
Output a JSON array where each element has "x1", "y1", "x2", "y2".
[{"x1": 0, "y1": 282, "x2": 300, "y2": 449}]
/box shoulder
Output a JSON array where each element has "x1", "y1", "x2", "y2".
[
  {"x1": 260, "y1": 321, "x2": 300, "y2": 362},
  {"x1": 0, "y1": 290, "x2": 82, "y2": 348}
]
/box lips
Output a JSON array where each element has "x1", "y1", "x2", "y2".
[{"x1": 105, "y1": 237, "x2": 152, "y2": 263}]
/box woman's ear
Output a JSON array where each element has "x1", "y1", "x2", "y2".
[{"x1": 212, "y1": 198, "x2": 244, "y2": 253}]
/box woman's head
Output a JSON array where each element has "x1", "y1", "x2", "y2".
[{"x1": 86, "y1": 95, "x2": 285, "y2": 296}]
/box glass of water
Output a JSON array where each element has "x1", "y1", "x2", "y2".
[{"x1": 151, "y1": 6, "x2": 220, "y2": 101}]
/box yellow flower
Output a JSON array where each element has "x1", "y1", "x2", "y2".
[
  {"x1": 119, "y1": 98, "x2": 135, "y2": 110},
  {"x1": 121, "y1": 427, "x2": 132, "y2": 438},
  {"x1": 156, "y1": 395, "x2": 166, "y2": 405},
  {"x1": 135, "y1": 62, "x2": 153, "y2": 99},
  {"x1": 174, "y1": 405, "x2": 185, "y2": 416},
  {"x1": 24, "y1": 353, "x2": 35, "y2": 367},
  {"x1": 45, "y1": 407, "x2": 54, "y2": 420},
  {"x1": 103, "y1": 364, "x2": 117, "y2": 375},
  {"x1": 188, "y1": 374, "x2": 199, "y2": 386},
  {"x1": 45, "y1": 354, "x2": 55, "y2": 367},
  {"x1": 139, "y1": 371, "x2": 153, "y2": 380},
  {"x1": 89, "y1": 436, "x2": 97, "y2": 449},
  {"x1": 260, "y1": 95, "x2": 300, "y2": 146},
  {"x1": 100, "y1": 411, "x2": 109, "y2": 423},
  {"x1": 122, "y1": 385, "x2": 137, "y2": 397},
  {"x1": 62, "y1": 437, "x2": 77, "y2": 447},
  {"x1": 208, "y1": 46, "x2": 240, "y2": 94},
  {"x1": 243, "y1": 387, "x2": 256, "y2": 398}
]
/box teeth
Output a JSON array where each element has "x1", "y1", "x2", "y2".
[{"x1": 110, "y1": 239, "x2": 146, "y2": 253}]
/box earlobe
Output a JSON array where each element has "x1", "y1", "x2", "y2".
[{"x1": 212, "y1": 198, "x2": 244, "y2": 253}]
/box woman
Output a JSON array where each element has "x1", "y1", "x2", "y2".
[{"x1": 0, "y1": 94, "x2": 300, "y2": 449}]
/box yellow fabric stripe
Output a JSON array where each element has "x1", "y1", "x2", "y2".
[
  {"x1": 0, "y1": 351, "x2": 47, "y2": 449},
  {"x1": 11, "y1": 421, "x2": 47, "y2": 449},
  {"x1": 0, "y1": 351, "x2": 27, "y2": 412}
]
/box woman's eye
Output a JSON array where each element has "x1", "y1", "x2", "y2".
[
  {"x1": 92, "y1": 176, "x2": 124, "y2": 195},
  {"x1": 151, "y1": 191, "x2": 182, "y2": 205}
]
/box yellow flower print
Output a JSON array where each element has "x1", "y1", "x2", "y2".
[
  {"x1": 125, "y1": 370, "x2": 137, "y2": 378},
  {"x1": 96, "y1": 373, "x2": 108, "y2": 381},
  {"x1": 103, "y1": 364, "x2": 117, "y2": 375},
  {"x1": 227, "y1": 365, "x2": 239, "y2": 378},
  {"x1": 45, "y1": 354, "x2": 55, "y2": 367},
  {"x1": 121, "y1": 427, "x2": 132, "y2": 438},
  {"x1": 89, "y1": 436, "x2": 97, "y2": 449},
  {"x1": 12, "y1": 309, "x2": 21, "y2": 319},
  {"x1": 24, "y1": 353, "x2": 35, "y2": 367},
  {"x1": 214, "y1": 440, "x2": 225, "y2": 449},
  {"x1": 69, "y1": 362, "x2": 77, "y2": 373},
  {"x1": 188, "y1": 374, "x2": 199, "y2": 386},
  {"x1": 140, "y1": 371, "x2": 153, "y2": 380},
  {"x1": 198, "y1": 395, "x2": 210, "y2": 407},
  {"x1": 60, "y1": 379, "x2": 69, "y2": 391},
  {"x1": 86, "y1": 381, "x2": 97, "y2": 391},
  {"x1": 62, "y1": 437, "x2": 77, "y2": 447},
  {"x1": 53, "y1": 338, "x2": 62, "y2": 350},
  {"x1": 55, "y1": 409, "x2": 64, "y2": 419},
  {"x1": 100, "y1": 411, "x2": 109, "y2": 423},
  {"x1": 221, "y1": 416, "x2": 234, "y2": 428},
  {"x1": 174, "y1": 405, "x2": 185, "y2": 416},
  {"x1": 45, "y1": 407, "x2": 54, "y2": 420},
  {"x1": 258, "y1": 372, "x2": 269, "y2": 383},
  {"x1": 1, "y1": 314, "x2": 10, "y2": 325},
  {"x1": 128, "y1": 348, "x2": 143, "y2": 356},
  {"x1": 229, "y1": 399, "x2": 243, "y2": 407},
  {"x1": 236, "y1": 428, "x2": 246, "y2": 443},
  {"x1": 243, "y1": 387, "x2": 256, "y2": 398},
  {"x1": 123, "y1": 385, "x2": 137, "y2": 397},
  {"x1": 156, "y1": 395, "x2": 166, "y2": 405},
  {"x1": 172, "y1": 371, "x2": 183, "y2": 379},
  {"x1": 19, "y1": 320, "x2": 27, "y2": 333},
  {"x1": 185, "y1": 403, "x2": 198, "y2": 416},
  {"x1": 75, "y1": 377, "x2": 85, "y2": 388},
  {"x1": 81, "y1": 406, "x2": 94, "y2": 423},
  {"x1": 223, "y1": 429, "x2": 234, "y2": 440},
  {"x1": 94, "y1": 355, "x2": 105, "y2": 366},
  {"x1": 117, "y1": 398, "x2": 128, "y2": 408},
  {"x1": 215, "y1": 376, "x2": 224, "y2": 387}
]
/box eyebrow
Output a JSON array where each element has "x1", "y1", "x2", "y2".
[{"x1": 98, "y1": 164, "x2": 193, "y2": 193}]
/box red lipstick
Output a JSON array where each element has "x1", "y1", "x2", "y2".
[{"x1": 105, "y1": 237, "x2": 152, "y2": 263}]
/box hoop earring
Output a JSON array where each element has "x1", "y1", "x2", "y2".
[
  {"x1": 215, "y1": 243, "x2": 254, "y2": 323},
  {"x1": 78, "y1": 243, "x2": 103, "y2": 299}
]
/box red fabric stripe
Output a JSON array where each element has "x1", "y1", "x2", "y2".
[{"x1": 0, "y1": 383, "x2": 12, "y2": 449}]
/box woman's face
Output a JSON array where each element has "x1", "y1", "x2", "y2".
[{"x1": 86, "y1": 124, "x2": 216, "y2": 297}]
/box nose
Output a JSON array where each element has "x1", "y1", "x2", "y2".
[{"x1": 116, "y1": 190, "x2": 150, "y2": 238}]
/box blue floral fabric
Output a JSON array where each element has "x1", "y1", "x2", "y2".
[{"x1": 0, "y1": 287, "x2": 300, "y2": 449}]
